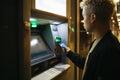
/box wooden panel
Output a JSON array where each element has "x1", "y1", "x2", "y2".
[
  {"x1": 31, "y1": 9, "x2": 68, "y2": 21},
  {"x1": 18, "y1": 0, "x2": 31, "y2": 80},
  {"x1": 76, "y1": 0, "x2": 82, "y2": 80}
]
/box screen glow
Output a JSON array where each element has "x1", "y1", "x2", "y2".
[{"x1": 31, "y1": 39, "x2": 38, "y2": 47}]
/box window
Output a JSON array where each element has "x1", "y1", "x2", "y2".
[{"x1": 35, "y1": 0, "x2": 66, "y2": 16}]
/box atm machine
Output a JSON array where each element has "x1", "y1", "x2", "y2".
[{"x1": 30, "y1": 18, "x2": 69, "y2": 78}]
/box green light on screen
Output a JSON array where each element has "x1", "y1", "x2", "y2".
[
  {"x1": 31, "y1": 21, "x2": 38, "y2": 28},
  {"x1": 31, "y1": 24, "x2": 37, "y2": 28},
  {"x1": 30, "y1": 18, "x2": 38, "y2": 28},
  {"x1": 56, "y1": 37, "x2": 61, "y2": 43}
]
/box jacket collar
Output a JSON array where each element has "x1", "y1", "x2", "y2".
[{"x1": 89, "y1": 30, "x2": 112, "y2": 51}]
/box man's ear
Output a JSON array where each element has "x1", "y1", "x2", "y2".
[{"x1": 90, "y1": 13, "x2": 96, "y2": 23}]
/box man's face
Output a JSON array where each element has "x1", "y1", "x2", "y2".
[{"x1": 82, "y1": 7, "x2": 95, "y2": 32}]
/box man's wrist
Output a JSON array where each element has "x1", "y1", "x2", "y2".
[{"x1": 66, "y1": 47, "x2": 71, "y2": 52}]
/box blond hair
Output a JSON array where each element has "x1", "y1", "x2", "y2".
[{"x1": 80, "y1": 0, "x2": 115, "y2": 24}]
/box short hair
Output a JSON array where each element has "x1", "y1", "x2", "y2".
[{"x1": 80, "y1": 0, "x2": 115, "y2": 24}]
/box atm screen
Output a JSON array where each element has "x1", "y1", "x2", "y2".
[{"x1": 30, "y1": 35, "x2": 55, "y2": 66}]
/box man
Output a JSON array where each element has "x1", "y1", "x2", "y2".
[{"x1": 63, "y1": 0, "x2": 120, "y2": 80}]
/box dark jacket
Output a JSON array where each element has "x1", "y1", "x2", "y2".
[{"x1": 67, "y1": 30, "x2": 120, "y2": 80}]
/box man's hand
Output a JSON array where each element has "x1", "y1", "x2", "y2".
[{"x1": 62, "y1": 47, "x2": 71, "y2": 54}]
